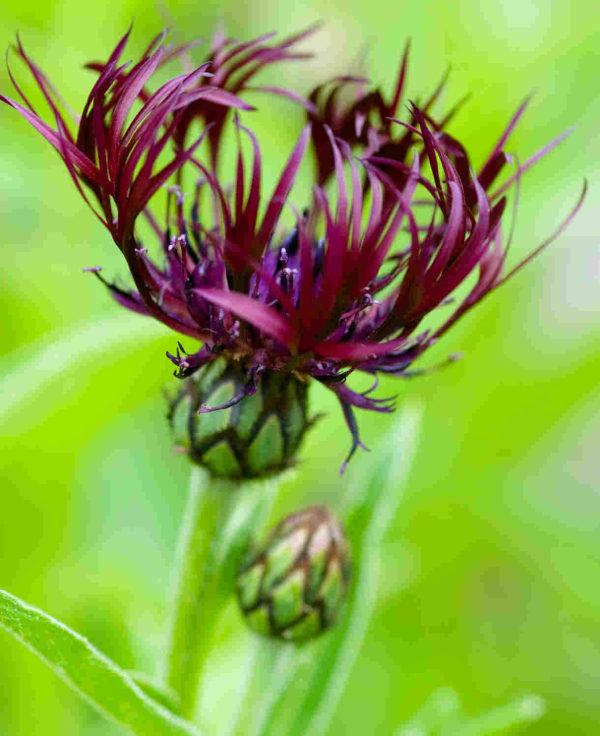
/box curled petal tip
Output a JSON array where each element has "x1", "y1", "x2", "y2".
[{"x1": 3, "y1": 24, "x2": 583, "y2": 474}]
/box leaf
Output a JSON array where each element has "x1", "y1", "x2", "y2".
[
  {"x1": 128, "y1": 671, "x2": 182, "y2": 715},
  {"x1": 441, "y1": 695, "x2": 546, "y2": 736},
  {"x1": 0, "y1": 311, "x2": 166, "y2": 425},
  {"x1": 0, "y1": 588, "x2": 201, "y2": 736},
  {"x1": 394, "y1": 689, "x2": 546, "y2": 736},
  {"x1": 394, "y1": 687, "x2": 463, "y2": 735}
]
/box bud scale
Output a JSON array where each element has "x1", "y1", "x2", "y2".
[{"x1": 168, "y1": 359, "x2": 314, "y2": 479}]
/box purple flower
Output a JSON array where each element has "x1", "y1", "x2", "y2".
[{"x1": 1, "y1": 28, "x2": 585, "y2": 468}]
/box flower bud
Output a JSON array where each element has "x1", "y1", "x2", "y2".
[
  {"x1": 168, "y1": 359, "x2": 314, "y2": 478},
  {"x1": 236, "y1": 505, "x2": 351, "y2": 641}
]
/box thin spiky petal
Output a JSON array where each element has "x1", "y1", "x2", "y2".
[{"x1": 1, "y1": 26, "x2": 583, "y2": 470}]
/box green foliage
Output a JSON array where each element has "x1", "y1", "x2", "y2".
[
  {"x1": 0, "y1": 589, "x2": 199, "y2": 736},
  {"x1": 0, "y1": 313, "x2": 164, "y2": 425},
  {"x1": 1, "y1": 2, "x2": 599, "y2": 734},
  {"x1": 0, "y1": 365, "x2": 549, "y2": 736},
  {"x1": 299, "y1": 406, "x2": 425, "y2": 736},
  {"x1": 226, "y1": 407, "x2": 423, "y2": 735},
  {"x1": 395, "y1": 687, "x2": 546, "y2": 735},
  {"x1": 214, "y1": 409, "x2": 547, "y2": 736}
]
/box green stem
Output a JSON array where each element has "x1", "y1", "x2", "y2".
[
  {"x1": 222, "y1": 638, "x2": 262, "y2": 736},
  {"x1": 253, "y1": 647, "x2": 308, "y2": 736},
  {"x1": 231, "y1": 641, "x2": 280, "y2": 736},
  {"x1": 163, "y1": 466, "x2": 234, "y2": 717},
  {"x1": 163, "y1": 465, "x2": 281, "y2": 721},
  {"x1": 289, "y1": 404, "x2": 423, "y2": 736},
  {"x1": 309, "y1": 406, "x2": 422, "y2": 735},
  {"x1": 225, "y1": 638, "x2": 303, "y2": 736}
]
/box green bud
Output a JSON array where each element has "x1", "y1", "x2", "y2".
[
  {"x1": 167, "y1": 359, "x2": 315, "y2": 479},
  {"x1": 236, "y1": 505, "x2": 351, "y2": 642}
]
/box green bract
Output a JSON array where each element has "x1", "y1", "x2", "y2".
[
  {"x1": 237, "y1": 505, "x2": 351, "y2": 642},
  {"x1": 168, "y1": 359, "x2": 314, "y2": 478}
]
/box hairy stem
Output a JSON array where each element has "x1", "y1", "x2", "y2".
[
  {"x1": 163, "y1": 467, "x2": 234, "y2": 717},
  {"x1": 302, "y1": 405, "x2": 423, "y2": 736},
  {"x1": 163, "y1": 466, "x2": 281, "y2": 721}
]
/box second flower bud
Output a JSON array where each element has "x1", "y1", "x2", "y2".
[{"x1": 236, "y1": 505, "x2": 351, "y2": 642}]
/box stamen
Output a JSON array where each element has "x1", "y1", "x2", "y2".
[{"x1": 279, "y1": 266, "x2": 298, "y2": 296}]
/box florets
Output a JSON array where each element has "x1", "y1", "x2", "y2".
[{"x1": 1, "y1": 27, "x2": 585, "y2": 470}]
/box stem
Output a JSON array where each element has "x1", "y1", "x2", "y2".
[
  {"x1": 302, "y1": 404, "x2": 423, "y2": 736},
  {"x1": 222, "y1": 638, "x2": 262, "y2": 736},
  {"x1": 163, "y1": 466, "x2": 234, "y2": 717},
  {"x1": 231, "y1": 641, "x2": 280, "y2": 736},
  {"x1": 253, "y1": 647, "x2": 308, "y2": 736},
  {"x1": 225, "y1": 639, "x2": 303, "y2": 736},
  {"x1": 163, "y1": 465, "x2": 282, "y2": 721}
]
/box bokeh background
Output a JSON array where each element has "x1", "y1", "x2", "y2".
[{"x1": 1, "y1": 0, "x2": 599, "y2": 733}]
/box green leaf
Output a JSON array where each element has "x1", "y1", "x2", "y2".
[
  {"x1": 0, "y1": 588, "x2": 200, "y2": 736},
  {"x1": 128, "y1": 671, "x2": 182, "y2": 716},
  {"x1": 441, "y1": 695, "x2": 546, "y2": 736},
  {"x1": 395, "y1": 687, "x2": 463, "y2": 735},
  {"x1": 0, "y1": 312, "x2": 165, "y2": 425},
  {"x1": 394, "y1": 689, "x2": 546, "y2": 736}
]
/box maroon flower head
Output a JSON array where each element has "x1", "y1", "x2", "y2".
[{"x1": 1, "y1": 28, "x2": 585, "y2": 470}]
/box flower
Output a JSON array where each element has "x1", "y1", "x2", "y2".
[
  {"x1": 304, "y1": 40, "x2": 461, "y2": 186},
  {"x1": 1, "y1": 27, "x2": 585, "y2": 471}
]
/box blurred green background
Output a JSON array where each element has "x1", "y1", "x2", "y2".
[{"x1": 1, "y1": 0, "x2": 599, "y2": 733}]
